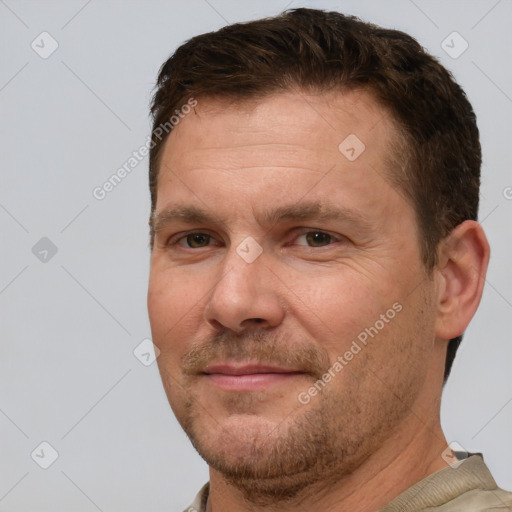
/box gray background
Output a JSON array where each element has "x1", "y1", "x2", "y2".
[{"x1": 1, "y1": 0, "x2": 511, "y2": 510}]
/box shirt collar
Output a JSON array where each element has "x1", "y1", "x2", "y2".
[{"x1": 380, "y1": 454, "x2": 497, "y2": 511}]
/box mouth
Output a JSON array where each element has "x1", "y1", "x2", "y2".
[{"x1": 202, "y1": 362, "x2": 306, "y2": 391}]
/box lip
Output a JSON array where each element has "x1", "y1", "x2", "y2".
[
  {"x1": 204, "y1": 363, "x2": 300, "y2": 375},
  {"x1": 203, "y1": 363, "x2": 305, "y2": 391}
]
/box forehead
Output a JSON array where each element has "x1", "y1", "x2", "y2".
[
  {"x1": 153, "y1": 90, "x2": 412, "y2": 238},
  {"x1": 158, "y1": 89, "x2": 398, "y2": 178},
  {"x1": 152, "y1": 89, "x2": 420, "y2": 257}
]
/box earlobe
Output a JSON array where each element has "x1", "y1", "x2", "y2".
[{"x1": 435, "y1": 220, "x2": 490, "y2": 340}]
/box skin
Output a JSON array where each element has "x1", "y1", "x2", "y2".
[{"x1": 147, "y1": 90, "x2": 490, "y2": 512}]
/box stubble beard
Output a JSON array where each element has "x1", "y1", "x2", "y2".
[
  {"x1": 161, "y1": 328, "x2": 425, "y2": 506},
  {"x1": 176, "y1": 368, "x2": 414, "y2": 506}
]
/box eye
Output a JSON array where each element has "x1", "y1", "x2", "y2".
[
  {"x1": 176, "y1": 232, "x2": 213, "y2": 248},
  {"x1": 295, "y1": 231, "x2": 336, "y2": 247}
]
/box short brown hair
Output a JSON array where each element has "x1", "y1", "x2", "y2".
[{"x1": 149, "y1": 8, "x2": 481, "y2": 382}]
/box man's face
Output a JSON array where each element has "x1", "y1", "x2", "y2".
[{"x1": 147, "y1": 90, "x2": 440, "y2": 498}]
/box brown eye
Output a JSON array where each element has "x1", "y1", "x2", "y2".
[
  {"x1": 304, "y1": 232, "x2": 332, "y2": 247},
  {"x1": 185, "y1": 233, "x2": 211, "y2": 248}
]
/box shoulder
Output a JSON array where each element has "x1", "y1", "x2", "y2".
[
  {"x1": 381, "y1": 454, "x2": 512, "y2": 512},
  {"x1": 437, "y1": 487, "x2": 512, "y2": 511}
]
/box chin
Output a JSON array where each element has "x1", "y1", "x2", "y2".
[
  {"x1": 186, "y1": 411, "x2": 348, "y2": 506},
  {"x1": 191, "y1": 412, "x2": 287, "y2": 464}
]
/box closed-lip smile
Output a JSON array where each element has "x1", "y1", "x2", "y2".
[{"x1": 202, "y1": 362, "x2": 305, "y2": 391}]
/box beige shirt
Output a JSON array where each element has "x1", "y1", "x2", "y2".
[{"x1": 183, "y1": 454, "x2": 512, "y2": 511}]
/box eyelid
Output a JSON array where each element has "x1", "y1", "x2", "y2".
[
  {"x1": 166, "y1": 227, "x2": 346, "y2": 249},
  {"x1": 167, "y1": 230, "x2": 220, "y2": 248},
  {"x1": 290, "y1": 228, "x2": 345, "y2": 245}
]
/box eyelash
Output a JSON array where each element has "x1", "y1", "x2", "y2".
[{"x1": 169, "y1": 230, "x2": 344, "y2": 249}]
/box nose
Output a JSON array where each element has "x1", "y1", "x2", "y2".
[{"x1": 204, "y1": 245, "x2": 285, "y2": 333}]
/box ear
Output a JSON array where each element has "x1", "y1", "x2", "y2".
[{"x1": 434, "y1": 220, "x2": 490, "y2": 340}]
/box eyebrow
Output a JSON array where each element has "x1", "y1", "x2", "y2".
[
  {"x1": 150, "y1": 201, "x2": 371, "y2": 239},
  {"x1": 151, "y1": 205, "x2": 224, "y2": 235},
  {"x1": 150, "y1": 201, "x2": 372, "y2": 236},
  {"x1": 262, "y1": 202, "x2": 368, "y2": 226}
]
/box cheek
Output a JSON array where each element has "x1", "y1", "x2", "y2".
[
  {"x1": 358, "y1": 285, "x2": 436, "y2": 391},
  {"x1": 148, "y1": 277, "x2": 200, "y2": 407},
  {"x1": 147, "y1": 270, "x2": 203, "y2": 354},
  {"x1": 284, "y1": 266, "x2": 399, "y2": 344}
]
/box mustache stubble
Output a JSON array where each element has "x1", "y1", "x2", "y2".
[{"x1": 181, "y1": 329, "x2": 330, "y2": 380}]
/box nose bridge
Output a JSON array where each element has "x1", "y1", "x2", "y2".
[{"x1": 204, "y1": 240, "x2": 284, "y2": 332}]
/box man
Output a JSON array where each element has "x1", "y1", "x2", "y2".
[{"x1": 146, "y1": 8, "x2": 511, "y2": 512}]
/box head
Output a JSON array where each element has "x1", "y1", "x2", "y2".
[{"x1": 147, "y1": 8, "x2": 489, "y2": 503}]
